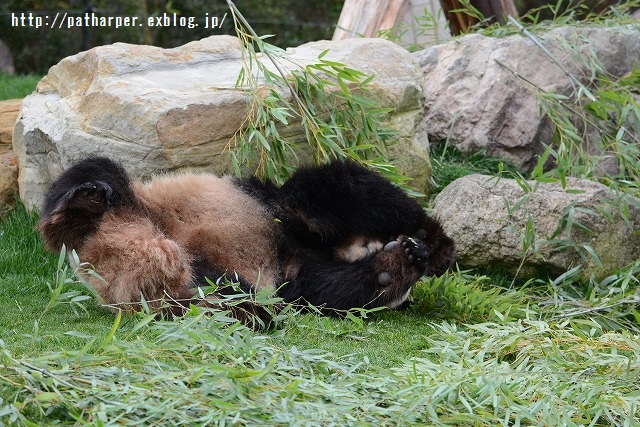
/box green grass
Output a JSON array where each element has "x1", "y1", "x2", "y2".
[
  {"x1": 0, "y1": 73, "x2": 41, "y2": 101},
  {"x1": 0, "y1": 203, "x2": 456, "y2": 367},
  {"x1": 430, "y1": 144, "x2": 519, "y2": 193},
  {"x1": 2, "y1": 7, "x2": 640, "y2": 422},
  {"x1": 0, "y1": 205, "x2": 113, "y2": 356},
  {"x1": 1, "y1": 175, "x2": 639, "y2": 425}
]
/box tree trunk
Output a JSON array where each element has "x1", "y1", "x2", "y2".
[
  {"x1": 439, "y1": 0, "x2": 517, "y2": 35},
  {"x1": 333, "y1": 0, "x2": 410, "y2": 40}
]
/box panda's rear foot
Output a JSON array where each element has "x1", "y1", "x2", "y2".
[{"x1": 385, "y1": 236, "x2": 427, "y2": 268}]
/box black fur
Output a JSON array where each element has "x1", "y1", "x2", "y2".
[
  {"x1": 42, "y1": 157, "x2": 135, "y2": 216},
  {"x1": 38, "y1": 157, "x2": 456, "y2": 318}
]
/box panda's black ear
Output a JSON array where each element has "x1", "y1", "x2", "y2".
[{"x1": 63, "y1": 180, "x2": 113, "y2": 214}]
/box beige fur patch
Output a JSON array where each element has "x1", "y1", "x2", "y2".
[
  {"x1": 77, "y1": 211, "x2": 195, "y2": 311},
  {"x1": 133, "y1": 173, "x2": 280, "y2": 290},
  {"x1": 335, "y1": 235, "x2": 384, "y2": 262}
]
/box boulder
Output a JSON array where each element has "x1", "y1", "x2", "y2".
[
  {"x1": 0, "y1": 151, "x2": 18, "y2": 210},
  {"x1": 416, "y1": 26, "x2": 640, "y2": 171},
  {"x1": 14, "y1": 35, "x2": 428, "y2": 212},
  {"x1": 0, "y1": 99, "x2": 21, "y2": 211},
  {"x1": 0, "y1": 98, "x2": 21, "y2": 151},
  {"x1": 433, "y1": 174, "x2": 640, "y2": 280}
]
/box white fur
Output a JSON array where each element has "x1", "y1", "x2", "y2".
[{"x1": 385, "y1": 288, "x2": 412, "y2": 309}]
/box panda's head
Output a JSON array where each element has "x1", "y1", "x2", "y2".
[
  {"x1": 38, "y1": 157, "x2": 137, "y2": 251},
  {"x1": 42, "y1": 157, "x2": 136, "y2": 217}
]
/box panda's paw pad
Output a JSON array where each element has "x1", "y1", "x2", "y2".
[
  {"x1": 383, "y1": 240, "x2": 399, "y2": 252},
  {"x1": 377, "y1": 271, "x2": 392, "y2": 286}
]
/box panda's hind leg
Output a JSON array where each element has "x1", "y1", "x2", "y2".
[
  {"x1": 78, "y1": 213, "x2": 195, "y2": 313},
  {"x1": 277, "y1": 161, "x2": 456, "y2": 276}
]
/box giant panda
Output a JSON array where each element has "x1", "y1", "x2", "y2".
[{"x1": 37, "y1": 157, "x2": 455, "y2": 323}]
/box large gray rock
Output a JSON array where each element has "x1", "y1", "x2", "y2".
[
  {"x1": 433, "y1": 174, "x2": 640, "y2": 280},
  {"x1": 416, "y1": 26, "x2": 640, "y2": 171},
  {"x1": 14, "y1": 35, "x2": 428, "y2": 211}
]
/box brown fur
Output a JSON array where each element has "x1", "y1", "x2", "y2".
[
  {"x1": 38, "y1": 172, "x2": 281, "y2": 314},
  {"x1": 38, "y1": 156, "x2": 456, "y2": 322},
  {"x1": 133, "y1": 174, "x2": 280, "y2": 289},
  {"x1": 78, "y1": 211, "x2": 194, "y2": 311}
]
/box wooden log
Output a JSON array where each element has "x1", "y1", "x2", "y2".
[
  {"x1": 439, "y1": 0, "x2": 517, "y2": 35},
  {"x1": 333, "y1": 0, "x2": 410, "y2": 40}
]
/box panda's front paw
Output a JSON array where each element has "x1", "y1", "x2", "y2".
[
  {"x1": 66, "y1": 181, "x2": 113, "y2": 213},
  {"x1": 400, "y1": 236, "x2": 428, "y2": 272},
  {"x1": 373, "y1": 235, "x2": 428, "y2": 308},
  {"x1": 383, "y1": 236, "x2": 428, "y2": 273}
]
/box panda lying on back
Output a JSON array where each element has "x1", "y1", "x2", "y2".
[{"x1": 38, "y1": 157, "x2": 455, "y2": 320}]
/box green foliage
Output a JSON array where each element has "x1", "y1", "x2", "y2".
[
  {"x1": 39, "y1": 246, "x2": 96, "y2": 320},
  {"x1": 534, "y1": 260, "x2": 640, "y2": 333},
  {"x1": 394, "y1": 319, "x2": 640, "y2": 425},
  {"x1": 228, "y1": 1, "x2": 408, "y2": 189},
  {"x1": 430, "y1": 145, "x2": 518, "y2": 193},
  {"x1": 411, "y1": 269, "x2": 531, "y2": 323},
  {"x1": 3, "y1": 305, "x2": 640, "y2": 425},
  {"x1": 0, "y1": 73, "x2": 40, "y2": 101},
  {"x1": 3, "y1": 3, "x2": 640, "y2": 425},
  {"x1": 0, "y1": 205, "x2": 112, "y2": 355},
  {"x1": 462, "y1": 0, "x2": 640, "y2": 38},
  {"x1": 532, "y1": 68, "x2": 640, "y2": 198},
  {"x1": 517, "y1": 0, "x2": 640, "y2": 27}
]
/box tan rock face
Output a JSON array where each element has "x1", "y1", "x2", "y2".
[
  {"x1": 0, "y1": 150, "x2": 18, "y2": 210},
  {"x1": 0, "y1": 99, "x2": 21, "y2": 210},
  {"x1": 14, "y1": 35, "x2": 430, "y2": 211},
  {"x1": 0, "y1": 98, "x2": 21, "y2": 150}
]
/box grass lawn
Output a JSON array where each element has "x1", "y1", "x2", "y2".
[
  {"x1": 1, "y1": 65, "x2": 639, "y2": 426},
  {"x1": 0, "y1": 206, "x2": 114, "y2": 356},
  {"x1": 0, "y1": 73, "x2": 41, "y2": 100},
  {"x1": 0, "y1": 203, "x2": 454, "y2": 365},
  {"x1": 2, "y1": 200, "x2": 638, "y2": 426}
]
